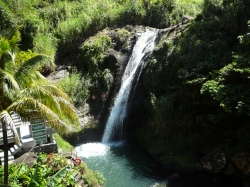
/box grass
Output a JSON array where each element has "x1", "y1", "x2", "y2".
[
  {"x1": 53, "y1": 133, "x2": 74, "y2": 152},
  {"x1": 1, "y1": 0, "x2": 205, "y2": 64},
  {"x1": 170, "y1": 0, "x2": 204, "y2": 25}
]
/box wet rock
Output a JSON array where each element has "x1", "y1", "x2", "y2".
[
  {"x1": 223, "y1": 163, "x2": 236, "y2": 176},
  {"x1": 198, "y1": 149, "x2": 227, "y2": 173},
  {"x1": 47, "y1": 68, "x2": 69, "y2": 82},
  {"x1": 169, "y1": 173, "x2": 179, "y2": 180},
  {"x1": 232, "y1": 152, "x2": 250, "y2": 175}
]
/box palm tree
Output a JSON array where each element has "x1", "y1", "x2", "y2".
[{"x1": 0, "y1": 29, "x2": 80, "y2": 185}]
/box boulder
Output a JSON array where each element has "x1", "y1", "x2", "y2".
[
  {"x1": 223, "y1": 163, "x2": 236, "y2": 176},
  {"x1": 169, "y1": 172, "x2": 179, "y2": 180},
  {"x1": 47, "y1": 68, "x2": 69, "y2": 82},
  {"x1": 197, "y1": 149, "x2": 227, "y2": 173},
  {"x1": 232, "y1": 152, "x2": 250, "y2": 175}
]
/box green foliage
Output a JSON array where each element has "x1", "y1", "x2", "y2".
[
  {"x1": 81, "y1": 35, "x2": 112, "y2": 73},
  {"x1": 32, "y1": 33, "x2": 57, "y2": 72},
  {"x1": 1, "y1": 28, "x2": 80, "y2": 135},
  {"x1": 0, "y1": 0, "x2": 203, "y2": 60},
  {"x1": 144, "y1": 0, "x2": 249, "y2": 132},
  {"x1": 46, "y1": 166, "x2": 71, "y2": 187},
  {"x1": 144, "y1": 0, "x2": 175, "y2": 28},
  {"x1": 117, "y1": 29, "x2": 130, "y2": 46},
  {"x1": 2, "y1": 0, "x2": 250, "y2": 172},
  {"x1": 201, "y1": 64, "x2": 250, "y2": 114},
  {"x1": 58, "y1": 67, "x2": 90, "y2": 105},
  {"x1": 238, "y1": 20, "x2": 250, "y2": 45},
  {"x1": 80, "y1": 34, "x2": 114, "y2": 101},
  {"x1": 141, "y1": 0, "x2": 250, "y2": 169},
  {"x1": 201, "y1": 25, "x2": 250, "y2": 114},
  {"x1": 0, "y1": 1, "x2": 18, "y2": 32},
  {"x1": 0, "y1": 153, "x2": 104, "y2": 187},
  {"x1": 53, "y1": 133, "x2": 74, "y2": 152},
  {"x1": 81, "y1": 169, "x2": 105, "y2": 187},
  {"x1": 170, "y1": 0, "x2": 203, "y2": 25}
]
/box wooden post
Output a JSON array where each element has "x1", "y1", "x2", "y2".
[{"x1": 2, "y1": 122, "x2": 8, "y2": 185}]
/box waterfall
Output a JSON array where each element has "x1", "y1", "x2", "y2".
[{"x1": 102, "y1": 29, "x2": 158, "y2": 143}]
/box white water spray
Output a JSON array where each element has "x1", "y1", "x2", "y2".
[{"x1": 102, "y1": 29, "x2": 158, "y2": 143}]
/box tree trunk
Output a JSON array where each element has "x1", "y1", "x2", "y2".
[{"x1": 2, "y1": 122, "x2": 9, "y2": 185}]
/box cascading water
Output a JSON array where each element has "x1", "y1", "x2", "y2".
[
  {"x1": 75, "y1": 29, "x2": 241, "y2": 187},
  {"x1": 75, "y1": 29, "x2": 170, "y2": 187},
  {"x1": 102, "y1": 29, "x2": 158, "y2": 143}
]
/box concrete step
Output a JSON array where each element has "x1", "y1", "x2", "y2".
[
  {"x1": 0, "y1": 151, "x2": 11, "y2": 158},
  {"x1": 21, "y1": 137, "x2": 36, "y2": 148},
  {"x1": 14, "y1": 144, "x2": 21, "y2": 150},
  {"x1": 10, "y1": 144, "x2": 22, "y2": 155},
  {"x1": 10, "y1": 147, "x2": 15, "y2": 154},
  {"x1": 1, "y1": 156, "x2": 14, "y2": 162},
  {"x1": 0, "y1": 150, "x2": 14, "y2": 161},
  {"x1": 1, "y1": 155, "x2": 15, "y2": 164}
]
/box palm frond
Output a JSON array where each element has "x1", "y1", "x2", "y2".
[
  {"x1": 41, "y1": 84, "x2": 72, "y2": 101},
  {"x1": 0, "y1": 110, "x2": 20, "y2": 144},
  {"x1": 18, "y1": 86, "x2": 79, "y2": 128},
  {"x1": 0, "y1": 68, "x2": 20, "y2": 91},
  {"x1": 7, "y1": 27, "x2": 21, "y2": 47},
  {"x1": 7, "y1": 98, "x2": 72, "y2": 134},
  {"x1": 0, "y1": 32, "x2": 19, "y2": 66},
  {"x1": 15, "y1": 55, "x2": 49, "y2": 87},
  {"x1": 18, "y1": 54, "x2": 49, "y2": 70},
  {"x1": 0, "y1": 37, "x2": 11, "y2": 68},
  {"x1": 0, "y1": 37, "x2": 11, "y2": 55},
  {"x1": 18, "y1": 85, "x2": 61, "y2": 114},
  {"x1": 57, "y1": 97, "x2": 79, "y2": 123}
]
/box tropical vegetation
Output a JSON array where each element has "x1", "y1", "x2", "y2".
[
  {"x1": 0, "y1": 153, "x2": 105, "y2": 187},
  {"x1": 0, "y1": 28, "x2": 80, "y2": 185},
  {"x1": 1, "y1": 0, "x2": 250, "y2": 184},
  {"x1": 141, "y1": 0, "x2": 250, "y2": 168}
]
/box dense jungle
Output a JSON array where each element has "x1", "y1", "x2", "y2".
[{"x1": 1, "y1": 0, "x2": 250, "y2": 186}]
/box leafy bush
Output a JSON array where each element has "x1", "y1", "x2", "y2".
[
  {"x1": 201, "y1": 23, "x2": 250, "y2": 115},
  {"x1": 0, "y1": 153, "x2": 76, "y2": 187},
  {"x1": 141, "y1": 0, "x2": 250, "y2": 168},
  {"x1": 170, "y1": 0, "x2": 203, "y2": 25},
  {"x1": 0, "y1": 153, "x2": 104, "y2": 187},
  {"x1": 0, "y1": 0, "x2": 204, "y2": 61},
  {"x1": 58, "y1": 67, "x2": 90, "y2": 105},
  {"x1": 0, "y1": 1, "x2": 18, "y2": 32},
  {"x1": 144, "y1": 0, "x2": 175, "y2": 28},
  {"x1": 81, "y1": 35, "x2": 112, "y2": 73},
  {"x1": 117, "y1": 29, "x2": 130, "y2": 46},
  {"x1": 80, "y1": 34, "x2": 114, "y2": 100},
  {"x1": 53, "y1": 133, "x2": 74, "y2": 152},
  {"x1": 32, "y1": 33, "x2": 57, "y2": 72}
]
